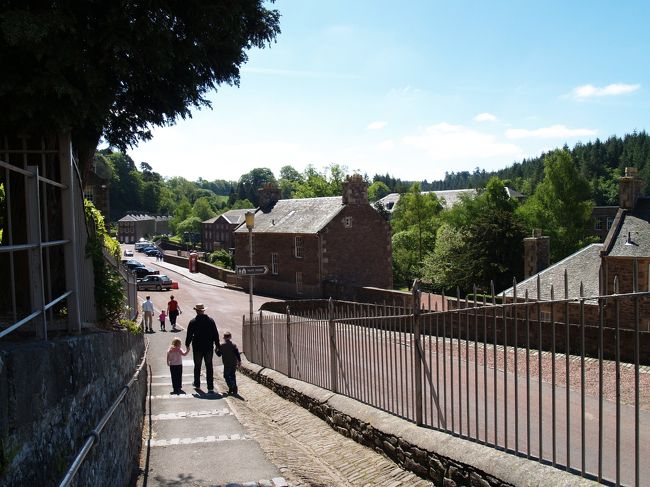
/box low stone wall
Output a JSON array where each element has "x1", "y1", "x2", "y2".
[
  {"x1": 0, "y1": 330, "x2": 146, "y2": 486},
  {"x1": 162, "y1": 252, "x2": 237, "y2": 284},
  {"x1": 240, "y1": 360, "x2": 596, "y2": 487}
]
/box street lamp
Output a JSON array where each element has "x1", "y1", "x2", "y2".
[{"x1": 245, "y1": 211, "x2": 255, "y2": 325}]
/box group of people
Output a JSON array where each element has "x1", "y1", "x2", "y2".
[
  {"x1": 164, "y1": 300, "x2": 241, "y2": 396},
  {"x1": 141, "y1": 295, "x2": 182, "y2": 333}
]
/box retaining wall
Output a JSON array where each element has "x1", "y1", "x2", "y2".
[{"x1": 0, "y1": 331, "x2": 146, "y2": 487}]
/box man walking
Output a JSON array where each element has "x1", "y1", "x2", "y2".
[
  {"x1": 185, "y1": 303, "x2": 220, "y2": 393},
  {"x1": 142, "y1": 296, "x2": 154, "y2": 333}
]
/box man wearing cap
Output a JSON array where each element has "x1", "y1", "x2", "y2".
[{"x1": 185, "y1": 303, "x2": 220, "y2": 392}]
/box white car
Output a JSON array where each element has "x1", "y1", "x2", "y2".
[{"x1": 123, "y1": 249, "x2": 134, "y2": 257}]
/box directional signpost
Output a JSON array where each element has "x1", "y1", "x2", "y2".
[{"x1": 236, "y1": 265, "x2": 268, "y2": 276}]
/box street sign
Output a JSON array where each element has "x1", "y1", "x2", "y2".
[{"x1": 236, "y1": 265, "x2": 268, "y2": 276}]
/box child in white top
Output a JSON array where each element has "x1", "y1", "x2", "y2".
[{"x1": 167, "y1": 338, "x2": 189, "y2": 394}]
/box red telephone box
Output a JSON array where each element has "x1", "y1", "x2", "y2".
[{"x1": 188, "y1": 252, "x2": 198, "y2": 273}]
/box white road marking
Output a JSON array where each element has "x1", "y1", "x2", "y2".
[
  {"x1": 149, "y1": 433, "x2": 250, "y2": 447},
  {"x1": 152, "y1": 408, "x2": 233, "y2": 421}
]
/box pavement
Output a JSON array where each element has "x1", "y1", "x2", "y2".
[{"x1": 132, "y1": 248, "x2": 432, "y2": 487}]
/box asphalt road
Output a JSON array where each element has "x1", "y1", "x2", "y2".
[{"x1": 127, "y1": 245, "x2": 285, "y2": 487}]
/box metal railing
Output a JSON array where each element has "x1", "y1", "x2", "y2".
[
  {"x1": 244, "y1": 277, "x2": 649, "y2": 486},
  {"x1": 0, "y1": 133, "x2": 96, "y2": 339}
]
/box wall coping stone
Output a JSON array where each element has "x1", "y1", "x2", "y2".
[{"x1": 242, "y1": 358, "x2": 597, "y2": 487}]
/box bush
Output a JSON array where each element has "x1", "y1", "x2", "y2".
[
  {"x1": 119, "y1": 319, "x2": 142, "y2": 335},
  {"x1": 85, "y1": 199, "x2": 125, "y2": 326},
  {"x1": 209, "y1": 249, "x2": 234, "y2": 270}
]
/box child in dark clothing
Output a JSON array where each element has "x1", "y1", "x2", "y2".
[{"x1": 217, "y1": 331, "x2": 241, "y2": 395}]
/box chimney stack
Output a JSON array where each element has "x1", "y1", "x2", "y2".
[
  {"x1": 342, "y1": 174, "x2": 368, "y2": 205},
  {"x1": 619, "y1": 167, "x2": 644, "y2": 210},
  {"x1": 523, "y1": 229, "x2": 550, "y2": 279},
  {"x1": 258, "y1": 183, "x2": 280, "y2": 213}
]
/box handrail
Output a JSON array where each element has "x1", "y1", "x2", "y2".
[{"x1": 58, "y1": 339, "x2": 149, "y2": 487}]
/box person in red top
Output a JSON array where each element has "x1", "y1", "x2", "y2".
[
  {"x1": 167, "y1": 295, "x2": 182, "y2": 332},
  {"x1": 166, "y1": 337, "x2": 189, "y2": 394}
]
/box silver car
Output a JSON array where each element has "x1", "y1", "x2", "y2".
[{"x1": 137, "y1": 274, "x2": 172, "y2": 291}]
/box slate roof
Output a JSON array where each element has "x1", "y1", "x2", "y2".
[
  {"x1": 378, "y1": 187, "x2": 521, "y2": 212},
  {"x1": 606, "y1": 198, "x2": 650, "y2": 257},
  {"x1": 221, "y1": 209, "x2": 253, "y2": 225},
  {"x1": 234, "y1": 197, "x2": 344, "y2": 234},
  {"x1": 502, "y1": 243, "x2": 603, "y2": 301},
  {"x1": 118, "y1": 213, "x2": 154, "y2": 222}
]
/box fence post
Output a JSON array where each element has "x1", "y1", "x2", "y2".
[
  {"x1": 412, "y1": 279, "x2": 423, "y2": 425},
  {"x1": 286, "y1": 306, "x2": 292, "y2": 378},
  {"x1": 328, "y1": 298, "x2": 338, "y2": 393}
]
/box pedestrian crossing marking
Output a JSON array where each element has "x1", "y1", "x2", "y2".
[
  {"x1": 151, "y1": 408, "x2": 233, "y2": 420},
  {"x1": 149, "y1": 433, "x2": 251, "y2": 447}
]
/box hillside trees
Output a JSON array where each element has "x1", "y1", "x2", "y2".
[{"x1": 0, "y1": 1, "x2": 281, "y2": 181}]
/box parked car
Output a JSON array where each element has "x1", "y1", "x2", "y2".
[
  {"x1": 137, "y1": 274, "x2": 173, "y2": 291},
  {"x1": 123, "y1": 259, "x2": 145, "y2": 271},
  {"x1": 133, "y1": 266, "x2": 159, "y2": 279},
  {"x1": 123, "y1": 249, "x2": 134, "y2": 257},
  {"x1": 134, "y1": 241, "x2": 152, "y2": 251},
  {"x1": 144, "y1": 247, "x2": 160, "y2": 256}
]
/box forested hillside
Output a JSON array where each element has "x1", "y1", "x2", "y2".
[{"x1": 373, "y1": 131, "x2": 650, "y2": 204}]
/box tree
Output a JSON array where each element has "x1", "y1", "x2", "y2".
[
  {"x1": 237, "y1": 168, "x2": 277, "y2": 205},
  {"x1": 0, "y1": 1, "x2": 281, "y2": 179},
  {"x1": 193, "y1": 197, "x2": 216, "y2": 222},
  {"x1": 368, "y1": 181, "x2": 391, "y2": 202},
  {"x1": 391, "y1": 184, "x2": 442, "y2": 264},
  {"x1": 423, "y1": 177, "x2": 527, "y2": 292},
  {"x1": 518, "y1": 150, "x2": 596, "y2": 262}
]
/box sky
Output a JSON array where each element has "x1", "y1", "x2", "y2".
[{"x1": 127, "y1": 0, "x2": 650, "y2": 183}]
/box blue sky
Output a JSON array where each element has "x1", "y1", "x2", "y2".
[{"x1": 127, "y1": 0, "x2": 650, "y2": 183}]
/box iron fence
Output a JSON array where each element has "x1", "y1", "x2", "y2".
[{"x1": 244, "y1": 276, "x2": 649, "y2": 487}]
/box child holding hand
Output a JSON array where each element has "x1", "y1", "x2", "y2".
[{"x1": 167, "y1": 338, "x2": 189, "y2": 394}]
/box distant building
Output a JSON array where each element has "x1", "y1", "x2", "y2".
[
  {"x1": 202, "y1": 209, "x2": 253, "y2": 252},
  {"x1": 117, "y1": 213, "x2": 170, "y2": 243},
  {"x1": 591, "y1": 206, "x2": 618, "y2": 241},
  {"x1": 234, "y1": 176, "x2": 393, "y2": 298},
  {"x1": 378, "y1": 187, "x2": 525, "y2": 213}
]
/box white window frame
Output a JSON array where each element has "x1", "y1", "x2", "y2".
[
  {"x1": 294, "y1": 236, "x2": 304, "y2": 258},
  {"x1": 540, "y1": 310, "x2": 551, "y2": 322},
  {"x1": 343, "y1": 216, "x2": 353, "y2": 228},
  {"x1": 594, "y1": 218, "x2": 603, "y2": 230},
  {"x1": 271, "y1": 252, "x2": 278, "y2": 275},
  {"x1": 606, "y1": 216, "x2": 614, "y2": 230},
  {"x1": 296, "y1": 271, "x2": 303, "y2": 295}
]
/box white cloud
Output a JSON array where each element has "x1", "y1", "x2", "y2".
[
  {"x1": 474, "y1": 112, "x2": 497, "y2": 122},
  {"x1": 572, "y1": 83, "x2": 640, "y2": 99},
  {"x1": 505, "y1": 124, "x2": 597, "y2": 139},
  {"x1": 402, "y1": 123, "x2": 522, "y2": 161},
  {"x1": 367, "y1": 120, "x2": 388, "y2": 130}
]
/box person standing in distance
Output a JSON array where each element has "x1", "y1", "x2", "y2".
[
  {"x1": 142, "y1": 296, "x2": 155, "y2": 333},
  {"x1": 185, "y1": 303, "x2": 220, "y2": 393},
  {"x1": 167, "y1": 295, "x2": 182, "y2": 332}
]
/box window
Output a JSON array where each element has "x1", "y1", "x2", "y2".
[
  {"x1": 540, "y1": 310, "x2": 551, "y2": 322},
  {"x1": 606, "y1": 217, "x2": 614, "y2": 230},
  {"x1": 271, "y1": 253, "x2": 278, "y2": 275},
  {"x1": 594, "y1": 218, "x2": 603, "y2": 230},
  {"x1": 296, "y1": 272, "x2": 303, "y2": 294},
  {"x1": 343, "y1": 216, "x2": 353, "y2": 228},
  {"x1": 294, "y1": 236, "x2": 304, "y2": 258}
]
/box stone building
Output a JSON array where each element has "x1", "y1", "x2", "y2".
[
  {"x1": 117, "y1": 213, "x2": 170, "y2": 243},
  {"x1": 202, "y1": 208, "x2": 252, "y2": 252},
  {"x1": 505, "y1": 167, "x2": 650, "y2": 331},
  {"x1": 234, "y1": 176, "x2": 393, "y2": 298}
]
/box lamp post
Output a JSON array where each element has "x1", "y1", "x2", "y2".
[{"x1": 245, "y1": 211, "x2": 255, "y2": 325}]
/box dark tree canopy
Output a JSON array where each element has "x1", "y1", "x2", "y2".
[{"x1": 0, "y1": 1, "x2": 281, "y2": 176}]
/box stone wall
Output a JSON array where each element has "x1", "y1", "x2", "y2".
[
  {"x1": 240, "y1": 361, "x2": 595, "y2": 487},
  {"x1": 0, "y1": 330, "x2": 146, "y2": 486}
]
